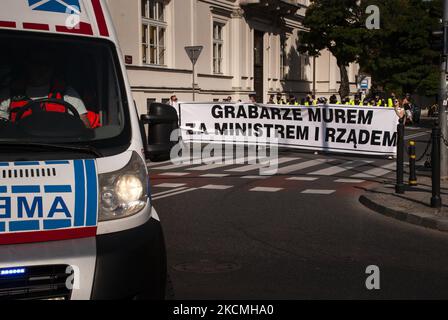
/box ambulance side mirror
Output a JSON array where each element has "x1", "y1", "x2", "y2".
[{"x1": 140, "y1": 103, "x2": 179, "y2": 162}]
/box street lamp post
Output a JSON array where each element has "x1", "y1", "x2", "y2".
[{"x1": 440, "y1": 0, "x2": 448, "y2": 179}]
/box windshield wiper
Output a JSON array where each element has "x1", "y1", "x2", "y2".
[{"x1": 0, "y1": 142, "x2": 103, "y2": 158}]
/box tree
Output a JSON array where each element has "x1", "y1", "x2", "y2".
[
  {"x1": 359, "y1": 0, "x2": 442, "y2": 97},
  {"x1": 298, "y1": 0, "x2": 365, "y2": 99}
]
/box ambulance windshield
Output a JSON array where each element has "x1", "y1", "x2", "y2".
[{"x1": 0, "y1": 31, "x2": 130, "y2": 157}]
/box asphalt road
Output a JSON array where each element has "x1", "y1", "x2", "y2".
[{"x1": 149, "y1": 120, "x2": 448, "y2": 299}]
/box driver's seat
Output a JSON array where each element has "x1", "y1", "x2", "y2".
[{"x1": 9, "y1": 79, "x2": 67, "y2": 123}]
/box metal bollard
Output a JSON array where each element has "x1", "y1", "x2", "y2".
[
  {"x1": 408, "y1": 140, "x2": 418, "y2": 187},
  {"x1": 431, "y1": 121, "x2": 442, "y2": 208},
  {"x1": 396, "y1": 117, "x2": 405, "y2": 194}
]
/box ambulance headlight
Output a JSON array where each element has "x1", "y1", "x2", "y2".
[{"x1": 99, "y1": 152, "x2": 149, "y2": 221}]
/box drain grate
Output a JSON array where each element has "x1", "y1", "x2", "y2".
[{"x1": 173, "y1": 260, "x2": 241, "y2": 274}]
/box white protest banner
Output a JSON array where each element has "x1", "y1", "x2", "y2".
[{"x1": 178, "y1": 103, "x2": 399, "y2": 156}]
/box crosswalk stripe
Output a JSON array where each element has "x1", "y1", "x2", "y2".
[
  {"x1": 200, "y1": 174, "x2": 230, "y2": 178},
  {"x1": 308, "y1": 160, "x2": 373, "y2": 176},
  {"x1": 263, "y1": 159, "x2": 332, "y2": 175},
  {"x1": 152, "y1": 188, "x2": 198, "y2": 200},
  {"x1": 405, "y1": 131, "x2": 430, "y2": 140},
  {"x1": 226, "y1": 157, "x2": 297, "y2": 173},
  {"x1": 159, "y1": 172, "x2": 190, "y2": 177},
  {"x1": 152, "y1": 156, "x2": 218, "y2": 170},
  {"x1": 200, "y1": 185, "x2": 233, "y2": 190},
  {"x1": 153, "y1": 183, "x2": 187, "y2": 188},
  {"x1": 287, "y1": 177, "x2": 318, "y2": 181},
  {"x1": 250, "y1": 187, "x2": 283, "y2": 192},
  {"x1": 147, "y1": 159, "x2": 172, "y2": 168},
  {"x1": 351, "y1": 163, "x2": 396, "y2": 178},
  {"x1": 301, "y1": 189, "x2": 336, "y2": 195},
  {"x1": 152, "y1": 187, "x2": 188, "y2": 197},
  {"x1": 335, "y1": 179, "x2": 365, "y2": 184},
  {"x1": 188, "y1": 156, "x2": 258, "y2": 171},
  {"x1": 241, "y1": 176, "x2": 269, "y2": 179}
]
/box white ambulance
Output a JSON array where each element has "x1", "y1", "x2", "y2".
[{"x1": 0, "y1": 0, "x2": 177, "y2": 300}]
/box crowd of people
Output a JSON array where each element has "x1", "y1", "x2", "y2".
[
  {"x1": 165, "y1": 91, "x2": 420, "y2": 125},
  {"x1": 266, "y1": 92, "x2": 419, "y2": 124},
  {"x1": 266, "y1": 92, "x2": 408, "y2": 108}
]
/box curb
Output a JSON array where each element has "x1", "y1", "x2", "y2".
[{"x1": 359, "y1": 194, "x2": 448, "y2": 233}]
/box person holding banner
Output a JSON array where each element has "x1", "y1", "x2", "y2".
[
  {"x1": 388, "y1": 93, "x2": 397, "y2": 108},
  {"x1": 394, "y1": 98, "x2": 406, "y2": 120},
  {"x1": 249, "y1": 94, "x2": 257, "y2": 103}
]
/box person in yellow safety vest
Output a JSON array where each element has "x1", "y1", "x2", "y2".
[
  {"x1": 349, "y1": 95, "x2": 362, "y2": 106},
  {"x1": 341, "y1": 97, "x2": 351, "y2": 105},
  {"x1": 303, "y1": 93, "x2": 317, "y2": 106},
  {"x1": 276, "y1": 93, "x2": 285, "y2": 105},
  {"x1": 286, "y1": 94, "x2": 299, "y2": 106},
  {"x1": 374, "y1": 94, "x2": 385, "y2": 107},
  {"x1": 387, "y1": 92, "x2": 397, "y2": 108},
  {"x1": 304, "y1": 93, "x2": 312, "y2": 106},
  {"x1": 329, "y1": 94, "x2": 338, "y2": 104}
]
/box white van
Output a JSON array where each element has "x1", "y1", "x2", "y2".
[{"x1": 0, "y1": 0, "x2": 177, "y2": 300}]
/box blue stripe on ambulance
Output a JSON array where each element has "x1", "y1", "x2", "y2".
[
  {"x1": 85, "y1": 160, "x2": 98, "y2": 227},
  {"x1": 9, "y1": 220, "x2": 40, "y2": 232},
  {"x1": 45, "y1": 161, "x2": 70, "y2": 165},
  {"x1": 74, "y1": 160, "x2": 86, "y2": 227},
  {"x1": 44, "y1": 186, "x2": 72, "y2": 193},
  {"x1": 44, "y1": 219, "x2": 72, "y2": 230},
  {"x1": 12, "y1": 186, "x2": 40, "y2": 194},
  {"x1": 14, "y1": 162, "x2": 40, "y2": 166}
]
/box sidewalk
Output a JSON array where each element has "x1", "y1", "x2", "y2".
[{"x1": 359, "y1": 176, "x2": 448, "y2": 232}]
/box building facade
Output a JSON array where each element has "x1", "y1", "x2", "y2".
[{"x1": 106, "y1": 0, "x2": 360, "y2": 114}]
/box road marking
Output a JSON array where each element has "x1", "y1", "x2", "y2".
[
  {"x1": 301, "y1": 189, "x2": 336, "y2": 195},
  {"x1": 241, "y1": 176, "x2": 269, "y2": 179},
  {"x1": 226, "y1": 157, "x2": 297, "y2": 173},
  {"x1": 351, "y1": 162, "x2": 396, "y2": 178},
  {"x1": 308, "y1": 160, "x2": 373, "y2": 176},
  {"x1": 152, "y1": 188, "x2": 198, "y2": 200},
  {"x1": 287, "y1": 177, "x2": 319, "y2": 181},
  {"x1": 152, "y1": 187, "x2": 188, "y2": 197},
  {"x1": 188, "y1": 156, "x2": 257, "y2": 171},
  {"x1": 158, "y1": 172, "x2": 190, "y2": 177},
  {"x1": 200, "y1": 174, "x2": 230, "y2": 178},
  {"x1": 263, "y1": 159, "x2": 332, "y2": 175},
  {"x1": 335, "y1": 179, "x2": 365, "y2": 183},
  {"x1": 200, "y1": 185, "x2": 233, "y2": 190},
  {"x1": 405, "y1": 131, "x2": 431, "y2": 140},
  {"x1": 250, "y1": 187, "x2": 283, "y2": 192},
  {"x1": 152, "y1": 156, "x2": 217, "y2": 170},
  {"x1": 154, "y1": 183, "x2": 187, "y2": 188},
  {"x1": 147, "y1": 160, "x2": 172, "y2": 168}
]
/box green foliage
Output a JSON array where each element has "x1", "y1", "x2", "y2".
[
  {"x1": 299, "y1": 0, "x2": 442, "y2": 97},
  {"x1": 360, "y1": 0, "x2": 442, "y2": 97},
  {"x1": 298, "y1": 0, "x2": 366, "y2": 98}
]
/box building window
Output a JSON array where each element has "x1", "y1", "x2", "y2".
[
  {"x1": 280, "y1": 40, "x2": 286, "y2": 80},
  {"x1": 142, "y1": 0, "x2": 166, "y2": 65},
  {"x1": 213, "y1": 22, "x2": 224, "y2": 74}
]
